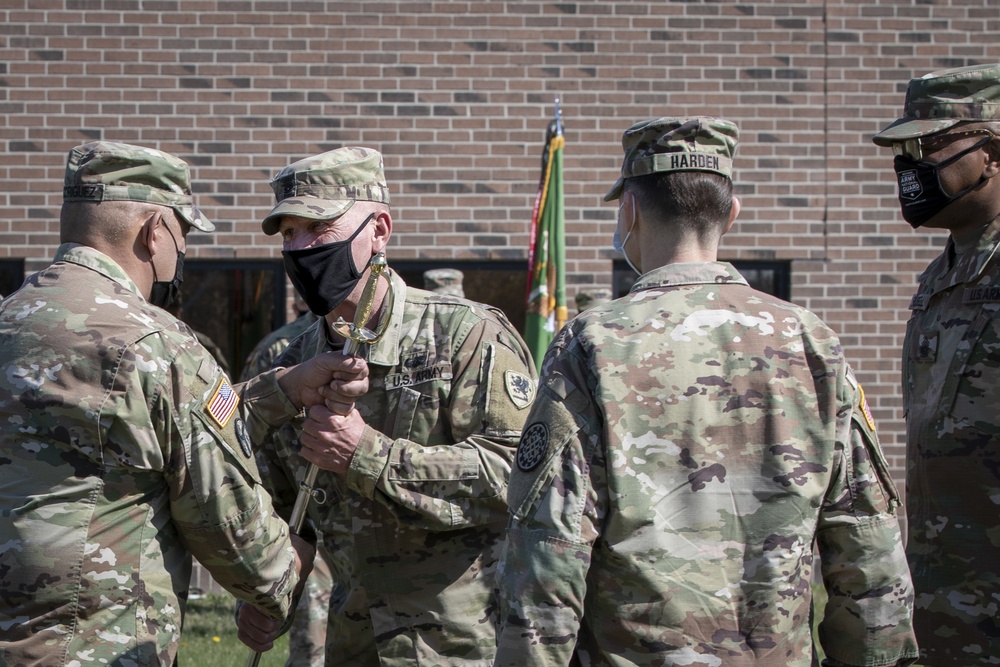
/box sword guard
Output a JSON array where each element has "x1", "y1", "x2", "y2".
[{"x1": 332, "y1": 252, "x2": 395, "y2": 348}]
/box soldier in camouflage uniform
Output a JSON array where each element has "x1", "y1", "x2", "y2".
[
  {"x1": 241, "y1": 293, "x2": 320, "y2": 385},
  {"x1": 423, "y1": 267, "x2": 465, "y2": 297},
  {"x1": 873, "y1": 63, "x2": 1000, "y2": 665},
  {"x1": 494, "y1": 117, "x2": 919, "y2": 667},
  {"x1": 240, "y1": 299, "x2": 327, "y2": 667},
  {"x1": 0, "y1": 142, "x2": 358, "y2": 666},
  {"x1": 573, "y1": 287, "x2": 611, "y2": 313},
  {"x1": 236, "y1": 147, "x2": 538, "y2": 666}
]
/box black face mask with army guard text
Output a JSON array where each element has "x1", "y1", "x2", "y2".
[
  {"x1": 281, "y1": 213, "x2": 374, "y2": 317},
  {"x1": 893, "y1": 136, "x2": 991, "y2": 229}
]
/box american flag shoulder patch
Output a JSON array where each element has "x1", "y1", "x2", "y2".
[
  {"x1": 858, "y1": 384, "x2": 876, "y2": 432},
  {"x1": 206, "y1": 376, "x2": 240, "y2": 429}
]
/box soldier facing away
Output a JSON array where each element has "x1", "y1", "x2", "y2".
[
  {"x1": 493, "y1": 117, "x2": 919, "y2": 666},
  {"x1": 0, "y1": 142, "x2": 358, "y2": 665},
  {"x1": 872, "y1": 63, "x2": 1000, "y2": 665},
  {"x1": 235, "y1": 146, "x2": 538, "y2": 666}
]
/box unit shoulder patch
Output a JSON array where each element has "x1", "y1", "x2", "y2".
[
  {"x1": 516, "y1": 421, "x2": 549, "y2": 472},
  {"x1": 505, "y1": 370, "x2": 535, "y2": 409}
]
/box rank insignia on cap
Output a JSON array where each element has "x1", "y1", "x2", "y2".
[
  {"x1": 517, "y1": 422, "x2": 549, "y2": 472},
  {"x1": 505, "y1": 370, "x2": 535, "y2": 409},
  {"x1": 858, "y1": 384, "x2": 876, "y2": 432},
  {"x1": 206, "y1": 377, "x2": 240, "y2": 429}
]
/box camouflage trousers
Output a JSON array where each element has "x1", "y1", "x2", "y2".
[{"x1": 285, "y1": 551, "x2": 333, "y2": 667}]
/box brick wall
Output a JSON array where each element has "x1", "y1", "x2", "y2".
[{"x1": 3, "y1": 0, "x2": 1000, "y2": 493}]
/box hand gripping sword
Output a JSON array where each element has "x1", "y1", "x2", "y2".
[{"x1": 246, "y1": 252, "x2": 394, "y2": 667}]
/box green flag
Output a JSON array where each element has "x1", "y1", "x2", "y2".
[{"x1": 525, "y1": 118, "x2": 567, "y2": 372}]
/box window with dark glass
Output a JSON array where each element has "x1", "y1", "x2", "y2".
[
  {"x1": 391, "y1": 259, "x2": 529, "y2": 334},
  {"x1": 168, "y1": 257, "x2": 790, "y2": 382},
  {"x1": 173, "y1": 259, "x2": 287, "y2": 380},
  {"x1": 0, "y1": 259, "x2": 26, "y2": 298}
]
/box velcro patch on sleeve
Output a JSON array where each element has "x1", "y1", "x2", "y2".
[{"x1": 206, "y1": 376, "x2": 240, "y2": 429}]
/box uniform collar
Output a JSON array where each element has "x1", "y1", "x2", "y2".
[
  {"x1": 366, "y1": 269, "x2": 406, "y2": 367},
  {"x1": 54, "y1": 243, "x2": 143, "y2": 296},
  {"x1": 315, "y1": 269, "x2": 406, "y2": 367},
  {"x1": 919, "y1": 215, "x2": 1000, "y2": 294},
  {"x1": 630, "y1": 261, "x2": 749, "y2": 293}
]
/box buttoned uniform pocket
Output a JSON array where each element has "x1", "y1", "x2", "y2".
[{"x1": 384, "y1": 363, "x2": 451, "y2": 440}]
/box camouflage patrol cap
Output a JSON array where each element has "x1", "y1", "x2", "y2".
[
  {"x1": 63, "y1": 141, "x2": 214, "y2": 232},
  {"x1": 873, "y1": 63, "x2": 1000, "y2": 145},
  {"x1": 604, "y1": 116, "x2": 739, "y2": 202},
  {"x1": 423, "y1": 268, "x2": 465, "y2": 297},
  {"x1": 262, "y1": 147, "x2": 391, "y2": 235},
  {"x1": 575, "y1": 288, "x2": 612, "y2": 311}
]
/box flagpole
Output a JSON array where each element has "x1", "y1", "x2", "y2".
[
  {"x1": 525, "y1": 97, "x2": 567, "y2": 370},
  {"x1": 526, "y1": 97, "x2": 562, "y2": 303}
]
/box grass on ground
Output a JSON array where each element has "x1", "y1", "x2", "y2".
[
  {"x1": 179, "y1": 583, "x2": 893, "y2": 666},
  {"x1": 178, "y1": 592, "x2": 289, "y2": 667}
]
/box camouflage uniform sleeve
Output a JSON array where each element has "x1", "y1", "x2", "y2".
[
  {"x1": 494, "y1": 328, "x2": 600, "y2": 666},
  {"x1": 236, "y1": 367, "x2": 301, "y2": 447},
  {"x1": 164, "y1": 350, "x2": 299, "y2": 623},
  {"x1": 815, "y1": 364, "x2": 919, "y2": 667},
  {"x1": 239, "y1": 337, "x2": 320, "y2": 545},
  {"x1": 346, "y1": 310, "x2": 538, "y2": 530},
  {"x1": 252, "y1": 419, "x2": 305, "y2": 527}
]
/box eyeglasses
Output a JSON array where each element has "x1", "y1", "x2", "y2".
[{"x1": 892, "y1": 129, "x2": 997, "y2": 160}]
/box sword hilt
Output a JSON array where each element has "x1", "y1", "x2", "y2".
[
  {"x1": 244, "y1": 252, "x2": 393, "y2": 665},
  {"x1": 333, "y1": 252, "x2": 394, "y2": 356}
]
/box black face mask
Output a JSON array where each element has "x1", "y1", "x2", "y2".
[
  {"x1": 150, "y1": 223, "x2": 184, "y2": 309},
  {"x1": 282, "y1": 213, "x2": 374, "y2": 317},
  {"x1": 893, "y1": 136, "x2": 991, "y2": 229}
]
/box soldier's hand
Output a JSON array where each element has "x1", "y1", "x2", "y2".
[
  {"x1": 236, "y1": 600, "x2": 283, "y2": 653},
  {"x1": 299, "y1": 403, "x2": 366, "y2": 476},
  {"x1": 277, "y1": 352, "x2": 369, "y2": 409},
  {"x1": 289, "y1": 533, "x2": 316, "y2": 585},
  {"x1": 319, "y1": 357, "x2": 370, "y2": 415},
  {"x1": 234, "y1": 534, "x2": 315, "y2": 652}
]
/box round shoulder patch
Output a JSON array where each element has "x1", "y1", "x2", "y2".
[{"x1": 517, "y1": 422, "x2": 549, "y2": 472}]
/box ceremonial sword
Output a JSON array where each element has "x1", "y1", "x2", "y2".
[{"x1": 246, "y1": 252, "x2": 394, "y2": 667}]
